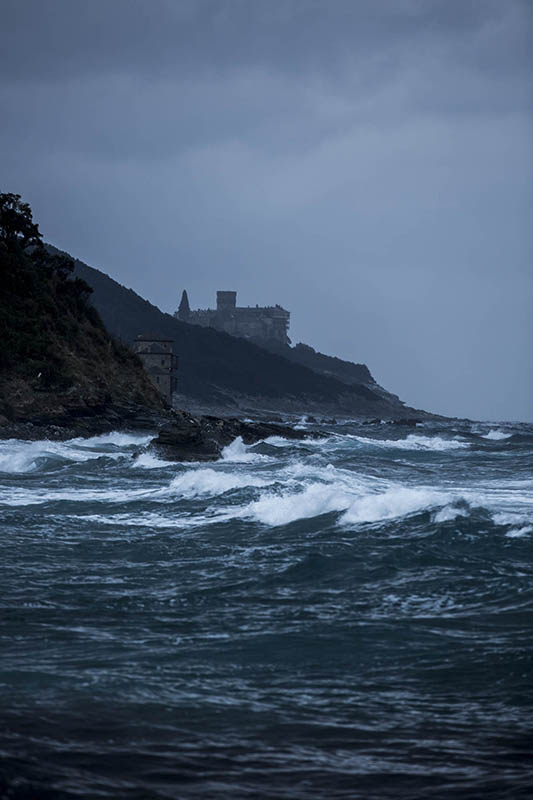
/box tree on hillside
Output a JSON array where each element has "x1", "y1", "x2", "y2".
[
  {"x1": 0, "y1": 193, "x2": 42, "y2": 253},
  {"x1": 0, "y1": 191, "x2": 81, "y2": 279}
]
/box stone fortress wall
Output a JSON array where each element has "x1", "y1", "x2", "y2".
[{"x1": 175, "y1": 290, "x2": 290, "y2": 346}]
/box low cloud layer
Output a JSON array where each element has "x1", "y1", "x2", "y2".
[{"x1": 1, "y1": 0, "x2": 531, "y2": 419}]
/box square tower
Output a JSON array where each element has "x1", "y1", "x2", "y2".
[{"x1": 216, "y1": 291, "x2": 237, "y2": 313}]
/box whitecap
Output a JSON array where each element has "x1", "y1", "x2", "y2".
[
  {"x1": 433, "y1": 505, "x2": 469, "y2": 523},
  {"x1": 243, "y1": 482, "x2": 352, "y2": 526},
  {"x1": 68, "y1": 431, "x2": 154, "y2": 448},
  {"x1": 0, "y1": 484, "x2": 158, "y2": 506},
  {"x1": 221, "y1": 437, "x2": 270, "y2": 463},
  {"x1": 0, "y1": 431, "x2": 153, "y2": 475},
  {"x1": 482, "y1": 429, "x2": 512, "y2": 441},
  {"x1": 0, "y1": 439, "x2": 98, "y2": 474},
  {"x1": 505, "y1": 526, "x2": 532, "y2": 538},
  {"x1": 0, "y1": 448, "x2": 38, "y2": 473},
  {"x1": 351, "y1": 434, "x2": 469, "y2": 452},
  {"x1": 165, "y1": 467, "x2": 269, "y2": 498},
  {"x1": 492, "y1": 511, "x2": 533, "y2": 527},
  {"x1": 341, "y1": 487, "x2": 451, "y2": 525},
  {"x1": 131, "y1": 452, "x2": 169, "y2": 469}
]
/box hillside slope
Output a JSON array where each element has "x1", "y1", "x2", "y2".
[
  {"x1": 68, "y1": 250, "x2": 427, "y2": 419},
  {"x1": 0, "y1": 199, "x2": 165, "y2": 436}
]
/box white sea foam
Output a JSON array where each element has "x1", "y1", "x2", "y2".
[
  {"x1": 238, "y1": 480, "x2": 455, "y2": 528},
  {"x1": 0, "y1": 439, "x2": 100, "y2": 474},
  {"x1": 221, "y1": 437, "x2": 270, "y2": 463},
  {"x1": 263, "y1": 434, "x2": 335, "y2": 449},
  {"x1": 352, "y1": 434, "x2": 469, "y2": 452},
  {"x1": 492, "y1": 510, "x2": 533, "y2": 540},
  {"x1": 492, "y1": 511, "x2": 533, "y2": 527},
  {"x1": 505, "y1": 526, "x2": 532, "y2": 538},
  {"x1": 282, "y1": 460, "x2": 385, "y2": 494},
  {"x1": 0, "y1": 484, "x2": 160, "y2": 506},
  {"x1": 69, "y1": 432, "x2": 154, "y2": 448},
  {"x1": 0, "y1": 464, "x2": 270, "y2": 506},
  {"x1": 72, "y1": 511, "x2": 202, "y2": 529},
  {"x1": 0, "y1": 447, "x2": 39, "y2": 473},
  {"x1": 433, "y1": 505, "x2": 469, "y2": 523},
  {"x1": 131, "y1": 452, "x2": 169, "y2": 469},
  {"x1": 165, "y1": 468, "x2": 269, "y2": 498},
  {"x1": 0, "y1": 431, "x2": 152, "y2": 475},
  {"x1": 341, "y1": 487, "x2": 451, "y2": 525},
  {"x1": 243, "y1": 483, "x2": 352, "y2": 526},
  {"x1": 482, "y1": 429, "x2": 512, "y2": 441}
]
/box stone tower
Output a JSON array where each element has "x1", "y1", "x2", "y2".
[
  {"x1": 216, "y1": 291, "x2": 237, "y2": 313},
  {"x1": 178, "y1": 290, "x2": 191, "y2": 322},
  {"x1": 134, "y1": 334, "x2": 178, "y2": 405}
]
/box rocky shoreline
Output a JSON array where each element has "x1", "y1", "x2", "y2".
[
  {"x1": 147, "y1": 410, "x2": 323, "y2": 462},
  {"x1": 0, "y1": 404, "x2": 172, "y2": 442},
  {"x1": 0, "y1": 405, "x2": 323, "y2": 458},
  {"x1": 0, "y1": 404, "x2": 429, "y2": 460}
]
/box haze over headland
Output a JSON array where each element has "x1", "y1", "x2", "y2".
[{"x1": 1, "y1": 0, "x2": 531, "y2": 420}]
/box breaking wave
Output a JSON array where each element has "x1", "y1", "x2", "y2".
[
  {"x1": 166, "y1": 467, "x2": 270, "y2": 498},
  {"x1": 0, "y1": 432, "x2": 153, "y2": 475},
  {"x1": 482, "y1": 428, "x2": 512, "y2": 440},
  {"x1": 2, "y1": 418, "x2": 532, "y2": 799},
  {"x1": 351, "y1": 433, "x2": 469, "y2": 451},
  {"x1": 221, "y1": 436, "x2": 271, "y2": 462}
]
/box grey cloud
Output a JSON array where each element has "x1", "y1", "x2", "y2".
[{"x1": 0, "y1": 0, "x2": 531, "y2": 420}]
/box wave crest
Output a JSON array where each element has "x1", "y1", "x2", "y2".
[
  {"x1": 341, "y1": 487, "x2": 450, "y2": 524},
  {"x1": 352, "y1": 434, "x2": 469, "y2": 451}
]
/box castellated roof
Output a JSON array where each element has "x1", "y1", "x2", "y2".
[
  {"x1": 138, "y1": 344, "x2": 173, "y2": 355},
  {"x1": 135, "y1": 333, "x2": 174, "y2": 343}
]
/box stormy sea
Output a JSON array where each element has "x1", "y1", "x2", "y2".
[{"x1": 1, "y1": 419, "x2": 532, "y2": 800}]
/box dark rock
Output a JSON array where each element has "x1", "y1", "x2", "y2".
[
  {"x1": 149, "y1": 410, "x2": 322, "y2": 462},
  {"x1": 0, "y1": 404, "x2": 173, "y2": 442},
  {"x1": 321, "y1": 417, "x2": 337, "y2": 425},
  {"x1": 391, "y1": 418, "x2": 421, "y2": 427},
  {"x1": 364, "y1": 418, "x2": 382, "y2": 425}
]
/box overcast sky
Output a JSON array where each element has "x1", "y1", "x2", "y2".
[{"x1": 1, "y1": 0, "x2": 531, "y2": 420}]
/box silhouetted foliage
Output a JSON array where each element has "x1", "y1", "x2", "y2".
[
  {"x1": 0, "y1": 193, "x2": 99, "y2": 387},
  {"x1": 0, "y1": 192, "x2": 42, "y2": 253}
]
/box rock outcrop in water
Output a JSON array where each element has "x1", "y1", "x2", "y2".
[{"x1": 148, "y1": 409, "x2": 322, "y2": 462}]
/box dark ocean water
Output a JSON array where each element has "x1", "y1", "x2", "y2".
[{"x1": 0, "y1": 420, "x2": 532, "y2": 799}]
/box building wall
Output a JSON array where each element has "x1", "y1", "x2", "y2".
[
  {"x1": 150, "y1": 372, "x2": 173, "y2": 400},
  {"x1": 133, "y1": 339, "x2": 177, "y2": 405},
  {"x1": 136, "y1": 341, "x2": 172, "y2": 354},
  {"x1": 136, "y1": 352, "x2": 174, "y2": 370},
  {"x1": 177, "y1": 292, "x2": 290, "y2": 345}
]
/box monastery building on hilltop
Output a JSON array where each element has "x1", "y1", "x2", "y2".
[{"x1": 175, "y1": 290, "x2": 290, "y2": 346}]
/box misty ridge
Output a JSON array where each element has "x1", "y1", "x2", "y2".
[{"x1": 67, "y1": 244, "x2": 430, "y2": 420}]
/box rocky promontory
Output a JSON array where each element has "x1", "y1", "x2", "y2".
[{"x1": 147, "y1": 409, "x2": 322, "y2": 462}]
